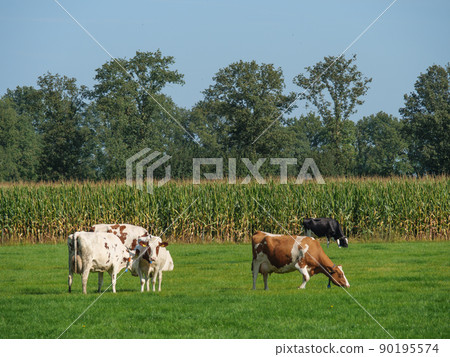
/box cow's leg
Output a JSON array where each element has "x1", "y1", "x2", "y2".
[
  {"x1": 68, "y1": 273, "x2": 73, "y2": 293},
  {"x1": 97, "y1": 272, "x2": 104, "y2": 293},
  {"x1": 81, "y1": 266, "x2": 90, "y2": 295},
  {"x1": 306, "y1": 229, "x2": 312, "y2": 236},
  {"x1": 252, "y1": 260, "x2": 261, "y2": 290},
  {"x1": 137, "y1": 269, "x2": 145, "y2": 293},
  {"x1": 295, "y1": 262, "x2": 310, "y2": 289},
  {"x1": 263, "y1": 273, "x2": 269, "y2": 290},
  {"x1": 146, "y1": 275, "x2": 150, "y2": 292},
  {"x1": 68, "y1": 257, "x2": 73, "y2": 293},
  {"x1": 111, "y1": 271, "x2": 117, "y2": 293},
  {"x1": 151, "y1": 271, "x2": 157, "y2": 292},
  {"x1": 327, "y1": 237, "x2": 330, "y2": 249},
  {"x1": 158, "y1": 271, "x2": 163, "y2": 292}
]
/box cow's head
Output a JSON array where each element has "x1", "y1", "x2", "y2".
[
  {"x1": 149, "y1": 241, "x2": 169, "y2": 262},
  {"x1": 329, "y1": 265, "x2": 350, "y2": 288},
  {"x1": 138, "y1": 236, "x2": 168, "y2": 262},
  {"x1": 337, "y1": 237, "x2": 348, "y2": 248},
  {"x1": 135, "y1": 242, "x2": 150, "y2": 263}
]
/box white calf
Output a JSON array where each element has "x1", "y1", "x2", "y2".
[
  {"x1": 131, "y1": 236, "x2": 174, "y2": 292},
  {"x1": 68, "y1": 232, "x2": 133, "y2": 294}
]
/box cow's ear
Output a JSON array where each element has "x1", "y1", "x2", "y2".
[{"x1": 160, "y1": 242, "x2": 169, "y2": 247}]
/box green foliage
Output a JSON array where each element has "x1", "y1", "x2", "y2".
[
  {"x1": 1, "y1": 178, "x2": 448, "y2": 244},
  {"x1": 294, "y1": 55, "x2": 371, "y2": 175},
  {"x1": 356, "y1": 112, "x2": 412, "y2": 176},
  {"x1": 400, "y1": 64, "x2": 450, "y2": 174},
  {"x1": 4, "y1": 85, "x2": 44, "y2": 128},
  {"x1": 0, "y1": 98, "x2": 40, "y2": 181},
  {"x1": 91, "y1": 50, "x2": 186, "y2": 179},
  {"x1": 198, "y1": 60, "x2": 297, "y2": 161},
  {"x1": 36, "y1": 73, "x2": 94, "y2": 180},
  {"x1": 0, "y1": 242, "x2": 448, "y2": 338},
  {"x1": 0, "y1": 53, "x2": 448, "y2": 180},
  {"x1": 285, "y1": 112, "x2": 323, "y2": 156}
]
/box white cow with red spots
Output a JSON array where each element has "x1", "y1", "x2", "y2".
[
  {"x1": 68, "y1": 231, "x2": 134, "y2": 294},
  {"x1": 131, "y1": 236, "x2": 174, "y2": 292},
  {"x1": 90, "y1": 223, "x2": 149, "y2": 249}
]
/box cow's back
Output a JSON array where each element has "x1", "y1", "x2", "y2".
[
  {"x1": 252, "y1": 231, "x2": 285, "y2": 260},
  {"x1": 254, "y1": 234, "x2": 308, "y2": 274},
  {"x1": 298, "y1": 236, "x2": 335, "y2": 271},
  {"x1": 90, "y1": 224, "x2": 148, "y2": 249},
  {"x1": 161, "y1": 249, "x2": 174, "y2": 271}
]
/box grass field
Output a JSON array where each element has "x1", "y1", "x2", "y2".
[{"x1": 0, "y1": 241, "x2": 448, "y2": 339}]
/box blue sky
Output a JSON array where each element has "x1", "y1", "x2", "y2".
[{"x1": 1, "y1": 0, "x2": 449, "y2": 122}]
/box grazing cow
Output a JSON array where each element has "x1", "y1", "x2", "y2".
[
  {"x1": 252, "y1": 231, "x2": 350, "y2": 290},
  {"x1": 90, "y1": 224, "x2": 149, "y2": 249},
  {"x1": 131, "y1": 236, "x2": 174, "y2": 292},
  {"x1": 303, "y1": 218, "x2": 348, "y2": 248},
  {"x1": 68, "y1": 232, "x2": 134, "y2": 294}
]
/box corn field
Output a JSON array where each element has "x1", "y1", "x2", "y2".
[{"x1": 0, "y1": 177, "x2": 449, "y2": 244}]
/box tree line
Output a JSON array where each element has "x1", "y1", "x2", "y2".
[{"x1": 0, "y1": 50, "x2": 448, "y2": 181}]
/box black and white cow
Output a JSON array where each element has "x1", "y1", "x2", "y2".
[{"x1": 303, "y1": 218, "x2": 348, "y2": 248}]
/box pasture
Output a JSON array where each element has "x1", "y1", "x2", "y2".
[{"x1": 0, "y1": 241, "x2": 448, "y2": 339}]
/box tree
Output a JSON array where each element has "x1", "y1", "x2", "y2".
[
  {"x1": 37, "y1": 73, "x2": 94, "y2": 180},
  {"x1": 0, "y1": 97, "x2": 40, "y2": 181},
  {"x1": 91, "y1": 50, "x2": 186, "y2": 179},
  {"x1": 293, "y1": 55, "x2": 371, "y2": 175},
  {"x1": 356, "y1": 112, "x2": 411, "y2": 176},
  {"x1": 198, "y1": 60, "x2": 297, "y2": 162},
  {"x1": 285, "y1": 113, "x2": 323, "y2": 156},
  {"x1": 400, "y1": 64, "x2": 450, "y2": 174},
  {"x1": 4, "y1": 86, "x2": 44, "y2": 129},
  {"x1": 1, "y1": 86, "x2": 44, "y2": 181}
]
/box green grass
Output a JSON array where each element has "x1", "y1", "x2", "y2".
[{"x1": 0, "y1": 241, "x2": 449, "y2": 339}]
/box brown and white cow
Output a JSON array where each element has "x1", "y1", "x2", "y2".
[
  {"x1": 131, "y1": 236, "x2": 174, "y2": 292},
  {"x1": 68, "y1": 231, "x2": 134, "y2": 294},
  {"x1": 89, "y1": 224, "x2": 149, "y2": 250},
  {"x1": 252, "y1": 231, "x2": 350, "y2": 290}
]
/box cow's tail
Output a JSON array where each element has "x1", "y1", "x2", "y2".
[
  {"x1": 71, "y1": 255, "x2": 83, "y2": 274},
  {"x1": 70, "y1": 234, "x2": 83, "y2": 274}
]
